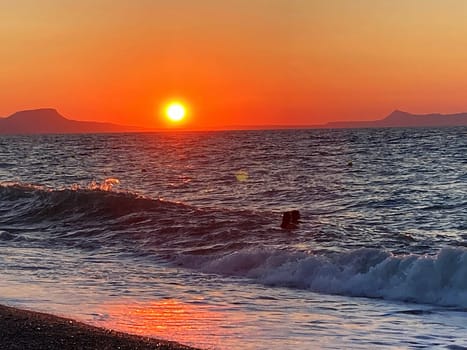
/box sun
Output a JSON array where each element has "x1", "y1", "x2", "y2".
[{"x1": 165, "y1": 102, "x2": 186, "y2": 122}]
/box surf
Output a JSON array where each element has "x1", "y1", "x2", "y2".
[{"x1": 177, "y1": 246, "x2": 467, "y2": 308}]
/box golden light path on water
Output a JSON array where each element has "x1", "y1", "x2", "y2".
[
  {"x1": 89, "y1": 297, "x2": 358, "y2": 349},
  {"x1": 94, "y1": 299, "x2": 231, "y2": 349}
]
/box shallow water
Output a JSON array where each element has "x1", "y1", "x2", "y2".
[{"x1": 1, "y1": 127, "x2": 466, "y2": 349}]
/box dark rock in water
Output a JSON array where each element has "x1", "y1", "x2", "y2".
[{"x1": 281, "y1": 210, "x2": 300, "y2": 229}]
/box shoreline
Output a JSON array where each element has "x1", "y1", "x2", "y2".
[{"x1": 0, "y1": 304, "x2": 199, "y2": 350}]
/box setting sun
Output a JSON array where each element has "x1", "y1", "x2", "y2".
[{"x1": 165, "y1": 102, "x2": 186, "y2": 123}]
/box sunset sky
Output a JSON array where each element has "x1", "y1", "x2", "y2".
[{"x1": 2, "y1": 0, "x2": 467, "y2": 129}]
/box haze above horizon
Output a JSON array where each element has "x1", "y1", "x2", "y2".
[{"x1": 2, "y1": 1, "x2": 467, "y2": 130}]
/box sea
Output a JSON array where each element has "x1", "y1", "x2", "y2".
[{"x1": 0, "y1": 127, "x2": 466, "y2": 349}]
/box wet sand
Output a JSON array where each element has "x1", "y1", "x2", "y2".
[{"x1": 0, "y1": 304, "x2": 198, "y2": 350}]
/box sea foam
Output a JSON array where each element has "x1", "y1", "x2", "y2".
[{"x1": 185, "y1": 246, "x2": 467, "y2": 307}]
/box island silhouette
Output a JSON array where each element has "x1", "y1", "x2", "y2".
[
  {"x1": 324, "y1": 110, "x2": 467, "y2": 129},
  {"x1": 0, "y1": 108, "x2": 147, "y2": 134},
  {"x1": 0, "y1": 108, "x2": 466, "y2": 134}
]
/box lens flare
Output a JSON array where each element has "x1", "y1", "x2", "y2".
[{"x1": 235, "y1": 170, "x2": 249, "y2": 182}]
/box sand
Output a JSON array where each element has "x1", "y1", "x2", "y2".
[{"x1": 0, "y1": 304, "x2": 199, "y2": 350}]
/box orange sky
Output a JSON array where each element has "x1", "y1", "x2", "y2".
[{"x1": 2, "y1": 0, "x2": 467, "y2": 130}]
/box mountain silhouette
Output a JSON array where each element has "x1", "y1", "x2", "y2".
[
  {"x1": 0, "y1": 108, "x2": 147, "y2": 134},
  {"x1": 2, "y1": 108, "x2": 467, "y2": 134},
  {"x1": 325, "y1": 110, "x2": 467, "y2": 128}
]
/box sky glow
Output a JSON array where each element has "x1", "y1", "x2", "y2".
[{"x1": 2, "y1": 1, "x2": 467, "y2": 129}]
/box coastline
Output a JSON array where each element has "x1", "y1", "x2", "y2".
[{"x1": 0, "y1": 304, "x2": 199, "y2": 350}]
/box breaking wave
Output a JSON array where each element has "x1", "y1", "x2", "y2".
[
  {"x1": 179, "y1": 246, "x2": 467, "y2": 308},
  {"x1": 2, "y1": 180, "x2": 467, "y2": 308},
  {"x1": 0, "y1": 180, "x2": 271, "y2": 252}
]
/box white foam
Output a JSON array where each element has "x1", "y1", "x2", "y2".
[{"x1": 183, "y1": 246, "x2": 467, "y2": 307}]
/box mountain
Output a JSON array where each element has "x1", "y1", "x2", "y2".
[
  {"x1": 324, "y1": 110, "x2": 467, "y2": 129},
  {"x1": 0, "y1": 108, "x2": 147, "y2": 134}
]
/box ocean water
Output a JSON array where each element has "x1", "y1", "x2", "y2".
[{"x1": 0, "y1": 127, "x2": 466, "y2": 349}]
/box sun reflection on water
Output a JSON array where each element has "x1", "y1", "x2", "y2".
[{"x1": 95, "y1": 299, "x2": 227, "y2": 348}]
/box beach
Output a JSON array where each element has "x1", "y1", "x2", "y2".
[{"x1": 0, "y1": 304, "x2": 197, "y2": 350}]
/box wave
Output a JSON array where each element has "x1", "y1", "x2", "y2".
[
  {"x1": 4, "y1": 181, "x2": 466, "y2": 308},
  {"x1": 0, "y1": 181, "x2": 272, "y2": 252},
  {"x1": 178, "y1": 246, "x2": 467, "y2": 308},
  {"x1": 0, "y1": 180, "x2": 173, "y2": 222}
]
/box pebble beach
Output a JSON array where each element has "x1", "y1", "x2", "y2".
[{"x1": 0, "y1": 304, "x2": 197, "y2": 350}]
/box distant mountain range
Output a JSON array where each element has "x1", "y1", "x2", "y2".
[
  {"x1": 324, "y1": 110, "x2": 467, "y2": 128},
  {"x1": 0, "y1": 108, "x2": 147, "y2": 134},
  {"x1": 0, "y1": 108, "x2": 466, "y2": 134}
]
